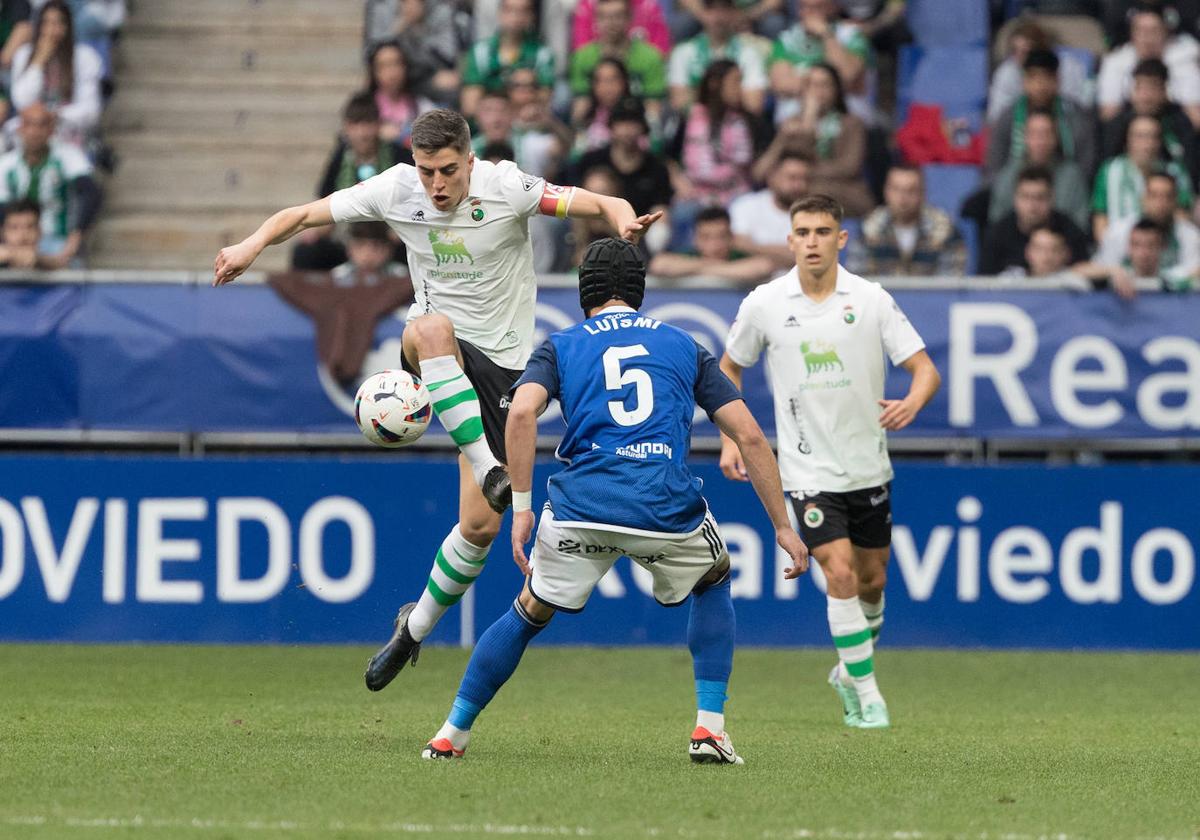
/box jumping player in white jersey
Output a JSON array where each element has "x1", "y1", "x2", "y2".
[
  {"x1": 213, "y1": 109, "x2": 661, "y2": 690},
  {"x1": 420, "y1": 238, "x2": 809, "y2": 763},
  {"x1": 718, "y1": 194, "x2": 941, "y2": 729}
]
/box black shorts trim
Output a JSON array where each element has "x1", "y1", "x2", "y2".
[
  {"x1": 790, "y1": 483, "x2": 893, "y2": 550},
  {"x1": 404, "y1": 338, "x2": 522, "y2": 462}
]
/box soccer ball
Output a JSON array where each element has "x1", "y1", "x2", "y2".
[{"x1": 354, "y1": 370, "x2": 433, "y2": 447}]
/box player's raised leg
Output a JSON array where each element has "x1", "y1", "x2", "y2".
[
  {"x1": 365, "y1": 456, "x2": 502, "y2": 691},
  {"x1": 817, "y1": 538, "x2": 888, "y2": 729},
  {"x1": 687, "y1": 562, "x2": 744, "y2": 765},
  {"x1": 402, "y1": 313, "x2": 509, "y2": 508},
  {"x1": 423, "y1": 584, "x2": 553, "y2": 759}
]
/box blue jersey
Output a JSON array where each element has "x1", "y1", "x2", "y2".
[{"x1": 515, "y1": 306, "x2": 741, "y2": 535}]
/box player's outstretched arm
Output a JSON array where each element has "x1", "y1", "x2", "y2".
[
  {"x1": 878, "y1": 349, "x2": 941, "y2": 431},
  {"x1": 505, "y1": 382, "x2": 550, "y2": 576},
  {"x1": 717, "y1": 353, "x2": 749, "y2": 482},
  {"x1": 565, "y1": 188, "x2": 663, "y2": 244},
  {"x1": 713, "y1": 400, "x2": 809, "y2": 577},
  {"x1": 212, "y1": 197, "x2": 335, "y2": 286}
]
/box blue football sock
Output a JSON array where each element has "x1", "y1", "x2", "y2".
[
  {"x1": 446, "y1": 601, "x2": 548, "y2": 731},
  {"x1": 688, "y1": 574, "x2": 734, "y2": 722}
]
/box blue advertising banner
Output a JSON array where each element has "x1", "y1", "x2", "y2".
[
  {"x1": 0, "y1": 283, "x2": 1197, "y2": 438},
  {"x1": 0, "y1": 455, "x2": 1195, "y2": 649}
]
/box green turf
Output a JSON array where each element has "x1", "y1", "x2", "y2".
[{"x1": 1, "y1": 644, "x2": 1197, "y2": 840}]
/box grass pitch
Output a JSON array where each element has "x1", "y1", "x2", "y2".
[{"x1": 0, "y1": 644, "x2": 1197, "y2": 840}]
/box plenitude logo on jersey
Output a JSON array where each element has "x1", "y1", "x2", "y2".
[
  {"x1": 426, "y1": 229, "x2": 484, "y2": 281},
  {"x1": 798, "y1": 340, "x2": 851, "y2": 392}
]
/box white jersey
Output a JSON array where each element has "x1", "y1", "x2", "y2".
[
  {"x1": 725, "y1": 264, "x2": 925, "y2": 494},
  {"x1": 330, "y1": 158, "x2": 557, "y2": 370}
]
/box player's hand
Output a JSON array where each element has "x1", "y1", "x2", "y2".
[
  {"x1": 878, "y1": 398, "x2": 918, "y2": 431},
  {"x1": 213, "y1": 240, "x2": 259, "y2": 287},
  {"x1": 779, "y1": 529, "x2": 810, "y2": 578},
  {"x1": 719, "y1": 438, "x2": 749, "y2": 482},
  {"x1": 619, "y1": 210, "x2": 663, "y2": 244},
  {"x1": 511, "y1": 509, "x2": 535, "y2": 576}
]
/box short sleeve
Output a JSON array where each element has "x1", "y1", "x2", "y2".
[
  {"x1": 694, "y1": 342, "x2": 742, "y2": 420},
  {"x1": 59, "y1": 144, "x2": 94, "y2": 179},
  {"x1": 1091, "y1": 162, "x2": 1110, "y2": 213},
  {"x1": 636, "y1": 44, "x2": 667, "y2": 98},
  {"x1": 512, "y1": 339, "x2": 560, "y2": 401},
  {"x1": 724, "y1": 291, "x2": 767, "y2": 368},
  {"x1": 495, "y1": 160, "x2": 545, "y2": 217},
  {"x1": 728, "y1": 194, "x2": 755, "y2": 236},
  {"x1": 329, "y1": 167, "x2": 397, "y2": 223},
  {"x1": 737, "y1": 45, "x2": 768, "y2": 91},
  {"x1": 878, "y1": 288, "x2": 926, "y2": 366},
  {"x1": 535, "y1": 45, "x2": 557, "y2": 87},
  {"x1": 1095, "y1": 53, "x2": 1124, "y2": 108},
  {"x1": 667, "y1": 43, "x2": 691, "y2": 87}
]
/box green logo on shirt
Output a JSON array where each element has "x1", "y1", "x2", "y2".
[
  {"x1": 801, "y1": 341, "x2": 844, "y2": 376},
  {"x1": 471, "y1": 207, "x2": 485, "y2": 222},
  {"x1": 429, "y1": 230, "x2": 475, "y2": 265}
]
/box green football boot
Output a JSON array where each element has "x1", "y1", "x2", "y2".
[
  {"x1": 828, "y1": 665, "x2": 863, "y2": 727},
  {"x1": 858, "y1": 701, "x2": 890, "y2": 729}
]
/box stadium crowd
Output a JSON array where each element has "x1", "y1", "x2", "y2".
[
  {"x1": 0, "y1": 0, "x2": 120, "y2": 269},
  {"x1": 287, "y1": 0, "x2": 1200, "y2": 297}
]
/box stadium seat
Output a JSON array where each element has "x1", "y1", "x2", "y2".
[
  {"x1": 906, "y1": 0, "x2": 989, "y2": 46},
  {"x1": 921, "y1": 164, "x2": 981, "y2": 221},
  {"x1": 896, "y1": 46, "x2": 990, "y2": 120}
]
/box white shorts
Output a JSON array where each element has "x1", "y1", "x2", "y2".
[{"x1": 527, "y1": 508, "x2": 730, "y2": 612}]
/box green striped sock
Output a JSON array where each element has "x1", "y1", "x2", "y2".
[
  {"x1": 861, "y1": 594, "x2": 884, "y2": 642},
  {"x1": 408, "y1": 525, "x2": 491, "y2": 641},
  {"x1": 419, "y1": 355, "x2": 499, "y2": 483},
  {"x1": 828, "y1": 595, "x2": 884, "y2": 707}
]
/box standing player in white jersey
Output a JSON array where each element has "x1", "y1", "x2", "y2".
[
  {"x1": 718, "y1": 194, "x2": 941, "y2": 729},
  {"x1": 213, "y1": 110, "x2": 660, "y2": 690}
]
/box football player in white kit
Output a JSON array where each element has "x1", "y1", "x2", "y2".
[
  {"x1": 717, "y1": 194, "x2": 941, "y2": 729},
  {"x1": 213, "y1": 109, "x2": 660, "y2": 690}
]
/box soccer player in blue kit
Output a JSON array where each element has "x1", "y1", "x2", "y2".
[{"x1": 421, "y1": 238, "x2": 810, "y2": 763}]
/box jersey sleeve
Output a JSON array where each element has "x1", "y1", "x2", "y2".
[
  {"x1": 693, "y1": 341, "x2": 742, "y2": 420},
  {"x1": 878, "y1": 288, "x2": 926, "y2": 366},
  {"x1": 495, "y1": 159, "x2": 547, "y2": 218},
  {"x1": 329, "y1": 166, "x2": 399, "y2": 223},
  {"x1": 512, "y1": 338, "x2": 560, "y2": 401},
  {"x1": 59, "y1": 144, "x2": 94, "y2": 179},
  {"x1": 723, "y1": 291, "x2": 767, "y2": 368}
]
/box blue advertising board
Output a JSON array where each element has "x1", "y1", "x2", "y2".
[
  {"x1": 0, "y1": 455, "x2": 1195, "y2": 650},
  {"x1": 0, "y1": 283, "x2": 1197, "y2": 438}
]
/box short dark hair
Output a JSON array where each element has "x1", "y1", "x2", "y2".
[
  {"x1": 4, "y1": 198, "x2": 40, "y2": 220},
  {"x1": 480, "y1": 140, "x2": 515, "y2": 162},
  {"x1": 608, "y1": 96, "x2": 648, "y2": 130},
  {"x1": 411, "y1": 109, "x2": 472, "y2": 155},
  {"x1": 704, "y1": 0, "x2": 736, "y2": 8},
  {"x1": 1146, "y1": 170, "x2": 1178, "y2": 193},
  {"x1": 696, "y1": 206, "x2": 731, "y2": 226},
  {"x1": 1133, "y1": 57, "x2": 1170, "y2": 83},
  {"x1": 342, "y1": 91, "x2": 379, "y2": 124},
  {"x1": 789, "y1": 194, "x2": 844, "y2": 224},
  {"x1": 887, "y1": 162, "x2": 923, "y2": 180},
  {"x1": 1132, "y1": 217, "x2": 1167, "y2": 238},
  {"x1": 1023, "y1": 48, "x2": 1060, "y2": 73},
  {"x1": 1131, "y1": 3, "x2": 1167, "y2": 23},
  {"x1": 1028, "y1": 221, "x2": 1067, "y2": 242},
  {"x1": 347, "y1": 221, "x2": 392, "y2": 243},
  {"x1": 1016, "y1": 164, "x2": 1054, "y2": 189}
]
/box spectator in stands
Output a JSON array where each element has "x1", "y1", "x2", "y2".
[
  {"x1": 0, "y1": 1, "x2": 32, "y2": 72},
  {"x1": 785, "y1": 62, "x2": 874, "y2": 217},
  {"x1": 10, "y1": 1, "x2": 104, "y2": 145},
  {"x1": 1020, "y1": 222, "x2": 1086, "y2": 282},
  {"x1": 365, "y1": 0, "x2": 464, "y2": 105},
  {"x1": 506, "y1": 68, "x2": 571, "y2": 179},
  {"x1": 1118, "y1": 218, "x2": 1176, "y2": 290},
  {"x1": 0, "y1": 103, "x2": 99, "y2": 267},
  {"x1": 572, "y1": 0, "x2": 672, "y2": 56},
  {"x1": 862, "y1": 164, "x2": 967, "y2": 275},
  {"x1": 1095, "y1": 171, "x2": 1200, "y2": 290},
  {"x1": 1091, "y1": 114, "x2": 1193, "y2": 242},
  {"x1": 1097, "y1": 4, "x2": 1200, "y2": 128},
  {"x1": 667, "y1": 0, "x2": 768, "y2": 115},
  {"x1": 333, "y1": 221, "x2": 408, "y2": 286},
  {"x1": 570, "y1": 0, "x2": 666, "y2": 128},
  {"x1": 570, "y1": 166, "x2": 627, "y2": 265},
  {"x1": 52, "y1": 0, "x2": 125, "y2": 44},
  {"x1": 987, "y1": 49, "x2": 1097, "y2": 179},
  {"x1": 367, "y1": 41, "x2": 435, "y2": 147},
  {"x1": 671, "y1": 59, "x2": 760, "y2": 210},
  {"x1": 461, "y1": 0, "x2": 556, "y2": 118},
  {"x1": 480, "y1": 139, "x2": 515, "y2": 163},
  {"x1": 730, "y1": 151, "x2": 812, "y2": 269},
  {"x1": 1101, "y1": 58, "x2": 1199, "y2": 186},
  {"x1": 574, "y1": 97, "x2": 673, "y2": 221},
  {"x1": 1103, "y1": 0, "x2": 1200, "y2": 46},
  {"x1": 769, "y1": 0, "x2": 873, "y2": 125},
  {"x1": 570, "y1": 57, "x2": 634, "y2": 157},
  {"x1": 980, "y1": 165, "x2": 1091, "y2": 275},
  {"x1": 989, "y1": 109, "x2": 1091, "y2": 229},
  {"x1": 681, "y1": 0, "x2": 792, "y2": 41},
  {"x1": 649, "y1": 206, "x2": 775, "y2": 283},
  {"x1": 987, "y1": 19, "x2": 1093, "y2": 122},
  {"x1": 0, "y1": 197, "x2": 40, "y2": 269}
]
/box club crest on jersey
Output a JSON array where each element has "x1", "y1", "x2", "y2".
[
  {"x1": 803, "y1": 506, "x2": 825, "y2": 528},
  {"x1": 470, "y1": 199, "x2": 485, "y2": 222},
  {"x1": 429, "y1": 229, "x2": 474, "y2": 265},
  {"x1": 801, "y1": 341, "x2": 844, "y2": 375},
  {"x1": 843, "y1": 305, "x2": 856, "y2": 324}
]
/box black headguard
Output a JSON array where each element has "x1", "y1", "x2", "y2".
[{"x1": 578, "y1": 237, "x2": 646, "y2": 313}]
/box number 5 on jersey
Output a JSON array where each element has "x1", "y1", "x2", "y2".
[{"x1": 603, "y1": 345, "x2": 654, "y2": 426}]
